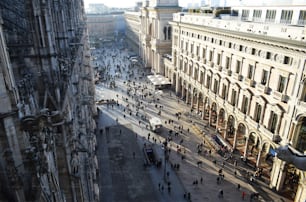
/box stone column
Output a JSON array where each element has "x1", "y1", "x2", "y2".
[
  {"x1": 202, "y1": 98, "x2": 206, "y2": 120},
  {"x1": 223, "y1": 120, "x2": 228, "y2": 139},
  {"x1": 190, "y1": 90, "x2": 194, "y2": 108},
  {"x1": 243, "y1": 135, "x2": 249, "y2": 158},
  {"x1": 186, "y1": 86, "x2": 189, "y2": 104},
  {"x1": 232, "y1": 128, "x2": 238, "y2": 149},
  {"x1": 175, "y1": 75, "x2": 180, "y2": 94},
  {"x1": 256, "y1": 147, "x2": 262, "y2": 168},
  {"x1": 208, "y1": 105, "x2": 211, "y2": 126},
  {"x1": 197, "y1": 95, "x2": 200, "y2": 113}
]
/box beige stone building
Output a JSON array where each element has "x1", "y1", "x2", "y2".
[
  {"x1": 138, "y1": 0, "x2": 181, "y2": 72},
  {"x1": 163, "y1": 5, "x2": 306, "y2": 202}
]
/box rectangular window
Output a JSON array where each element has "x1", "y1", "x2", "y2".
[
  {"x1": 255, "y1": 103, "x2": 262, "y2": 123},
  {"x1": 242, "y1": 96, "x2": 249, "y2": 114},
  {"x1": 202, "y1": 48, "x2": 206, "y2": 59},
  {"x1": 277, "y1": 75, "x2": 286, "y2": 93},
  {"x1": 236, "y1": 60, "x2": 241, "y2": 74},
  {"x1": 200, "y1": 71, "x2": 204, "y2": 84},
  {"x1": 261, "y1": 70, "x2": 268, "y2": 85},
  {"x1": 194, "y1": 68, "x2": 198, "y2": 80},
  {"x1": 196, "y1": 46, "x2": 199, "y2": 56},
  {"x1": 221, "y1": 84, "x2": 227, "y2": 99},
  {"x1": 269, "y1": 112, "x2": 278, "y2": 133},
  {"x1": 266, "y1": 10, "x2": 276, "y2": 21},
  {"x1": 284, "y1": 56, "x2": 291, "y2": 65},
  {"x1": 231, "y1": 90, "x2": 237, "y2": 106},
  {"x1": 209, "y1": 50, "x2": 213, "y2": 61},
  {"x1": 225, "y1": 57, "x2": 230, "y2": 69},
  {"x1": 190, "y1": 44, "x2": 194, "y2": 53},
  {"x1": 281, "y1": 10, "x2": 293, "y2": 23},
  {"x1": 242, "y1": 10, "x2": 250, "y2": 20},
  {"x1": 266, "y1": 52, "x2": 271, "y2": 59},
  {"x1": 247, "y1": 65, "x2": 253, "y2": 79},
  {"x1": 298, "y1": 10, "x2": 306, "y2": 25},
  {"x1": 253, "y1": 10, "x2": 262, "y2": 18},
  {"x1": 217, "y1": 53, "x2": 221, "y2": 65},
  {"x1": 206, "y1": 75, "x2": 211, "y2": 89},
  {"x1": 213, "y1": 79, "x2": 218, "y2": 93},
  {"x1": 189, "y1": 65, "x2": 192, "y2": 76}
]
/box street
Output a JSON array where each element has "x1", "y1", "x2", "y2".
[{"x1": 93, "y1": 41, "x2": 290, "y2": 202}]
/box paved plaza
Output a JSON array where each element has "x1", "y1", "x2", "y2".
[{"x1": 93, "y1": 42, "x2": 291, "y2": 202}]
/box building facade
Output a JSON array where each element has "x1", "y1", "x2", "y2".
[
  {"x1": 87, "y1": 13, "x2": 126, "y2": 43},
  {"x1": 139, "y1": 0, "x2": 181, "y2": 73},
  {"x1": 124, "y1": 11, "x2": 141, "y2": 54},
  {"x1": 163, "y1": 5, "x2": 306, "y2": 202},
  {"x1": 0, "y1": 0, "x2": 98, "y2": 201}
]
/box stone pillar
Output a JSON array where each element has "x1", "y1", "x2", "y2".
[
  {"x1": 295, "y1": 182, "x2": 306, "y2": 202},
  {"x1": 270, "y1": 159, "x2": 286, "y2": 191},
  {"x1": 181, "y1": 84, "x2": 185, "y2": 99},
  {"x1": 223, "y1": 120, "x2": 228, "y2": 139},
  {"x1": 197, "y1": 95, "x2": 200, "y2": 113},
  {"x1": 215, "y1": 113, "x2": 219, "y2": 132},
  {"x1": 186, "y1": 87, "x2": 189, "y2": 104},
  {"x1": 208, "y1": 106, "x2": 212, "y2": 126},
  {"x1": 175, "y1": 75, "x2": 180, "y2": 94},
  {"x1": 256, "y1": 147, "x2": 262, "y2": 168},
  {"x1": 202, "y1": 98, "x2": 206, "y2": 120},
  {"x1": 190, "y1": 91, "x2": 194, "y2": 108},
  {"x1": 232, "y1": 128, "x2": 238, "y2": 149},
  {"x1": 243, "y1": 135, "x2": 249, "y2": 158}
]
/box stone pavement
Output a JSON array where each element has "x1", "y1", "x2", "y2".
[{"x1": 93, "y1": 44, "x2": 291, "y2": 202}]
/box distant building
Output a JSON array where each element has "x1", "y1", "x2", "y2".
[
  {"x1": 87, "y1": 3, "x2": 109, "y2": 14},
  {"x1": 87, "y1": 13, "x2": 126, "y2": 41}
]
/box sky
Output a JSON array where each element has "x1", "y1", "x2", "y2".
[{"x1": 83, "y1": 0, "x2": 306, "y2": 8}]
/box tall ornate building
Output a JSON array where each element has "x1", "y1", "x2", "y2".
[
  {"x1": 163, "y1": 5, "x2": 306, "y2": 202},
  {"x1": 0, "y1": 0, "x2": 98, "y2": 201},
  {"x1": 138, "y1": 0, "x2": 181, "y2": 73}
]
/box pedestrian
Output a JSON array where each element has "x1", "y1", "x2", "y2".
[
  {"x1": 161, "y1": 185, "x2": 164, "y2": 192},
  {"x1": 200, "y1": 177, "x2": 203, "y2": 184},
  {"x1": 119, "y1": 129, "x2": 121, "y2": 134},
  {"x1": 158, "y1": 183, "x2": 161, "y2": 190},
  {"x1": 218, "y1": 189, "x2": 223, "y2": 198},
  {"x1": 237, "y1": 183, "x2": 240, "y2": 190},
  {"x1": 217, "y1": 177, "x2": 220, "y2": 185},
  {"x1": 242, "y1": 191, "x2": 246, "y2": 200}
]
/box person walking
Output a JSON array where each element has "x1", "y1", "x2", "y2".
[
  {"x1": 242, "y1": 191, "x2": 246, "y2": 200},
  {"x1": 218, "y1": 189, "x2": 223, "y2": 198}
]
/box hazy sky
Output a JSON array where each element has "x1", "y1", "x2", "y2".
[{"x1": 83, "y1": 0, "x2": 306, "y2": 8}]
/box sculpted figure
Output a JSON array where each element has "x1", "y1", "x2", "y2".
[{"x1": 275, "y1": 145, "x2": 306, "y2": 171}]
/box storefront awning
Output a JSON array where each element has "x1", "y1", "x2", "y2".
[{"x1": 147, "y1": 75, "x2": 171, "y2": 86}]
